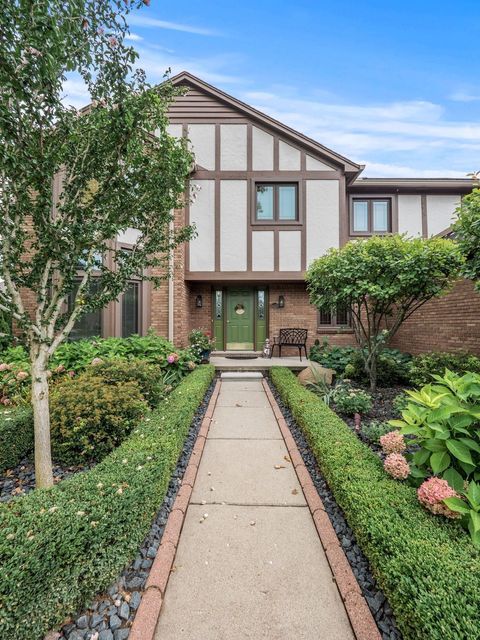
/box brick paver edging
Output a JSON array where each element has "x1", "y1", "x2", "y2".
[
  {"x1": 129, "y1": 379, "x2": 222, "y2": 640},
  {"x1": 262, "y1": 379, "x2": 381, "y2": 640}
]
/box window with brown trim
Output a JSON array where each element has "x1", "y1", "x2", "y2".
[
  {"x1": 351, "y1": 198, "x2": 391, "y2": 235},
  {"x1": 256, "y1": 183, "x2": 298, "y2": 221},
  {"x1": 318, "y1": 304, "x2": 350, "y2": 328},
  {"x1": 67, "y1": 278, "x2": 103, "y2": 340}
]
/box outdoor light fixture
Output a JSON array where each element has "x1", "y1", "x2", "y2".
[
  {"x1": 272, "y1": 295, "x2": 285, "y2": 308},
  {"x1": 195, "y1": 294, "x2": 203, "y2": 308}
]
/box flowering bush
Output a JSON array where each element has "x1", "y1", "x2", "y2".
[
  {"x1": 380, "y1": 430, "x2": 406, "y2": 454},
  {"x1": 417, "y1": 477, "x2": 461, "y2": 519},
  {"x1": 333, "y1": 384, "x2": 373, "y2": 416},
  {"x1": 189, "y1": 328, "x2": 215, "y2": 363},
  {"x1": 384, "y1": 453, "x2": 410, "y2": 479}
]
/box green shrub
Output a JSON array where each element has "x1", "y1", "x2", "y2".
[
  {"x1": 409, "y1": 350, "x2": 480, "y2": 387},
  {"x1": 361, "y1": 420, "x2": 393, "y2": 444},
  {"x1": 333, "y1": 385, "x2": 372, "y2": 416},
  {"x1": 271, "y1": 367, "x2": 480, "y2": 640},
  {"x1": 50, "y1": 374, "x2": 148, "y2": 464},
  {"x1": 87, "y1": 358, "x2": 165, "y2": 408},
  {"x1": 0, "y1": 407, "x2": 33, "y2": 472},
  {"x1": 0, "y1": 310, "x2": 12, "y2": 353},
  {"x1": 390, "y1": 370, "x2": 480, "y2": 490},
  {"x1": 0, "y1": 365, "x2": 215, "y2": 640},
  {"x1": 309, "y1": 342, "x2": 357, "y2": 373}
]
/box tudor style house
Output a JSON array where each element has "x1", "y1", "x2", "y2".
[{"x1": 73, "y1": 72, "x2": 479, "y2": 355}]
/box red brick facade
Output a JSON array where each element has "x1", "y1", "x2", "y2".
[{"x1": 390, "y1": 279, "x2": 480, "y2": 356}]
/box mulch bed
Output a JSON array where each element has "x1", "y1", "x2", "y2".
[{"x1": 267, "y1": 378, "x2": 402, "y2": 640}]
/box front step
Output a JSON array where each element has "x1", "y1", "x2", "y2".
[{"x1": 220, "y1": 371, "x2": 264, "y2": 380}]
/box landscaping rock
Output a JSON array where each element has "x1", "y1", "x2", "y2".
[
  {"x1": 108, "y1": 615, "x2": 121, "y2": 631},
  {"x1": 118, "y1": 602, "x2": 129, "y2": 621},
  {"x1": 98, "y1": 631, "x2": 114, "y2": 640},
  {"x1": 129, "y1": 591, "x2": 141, "y2": 611},
  {"x1": 114, "y1": 630, "x2": 129, "y2": 640},
  {"x1": 297, "y1": 362, "x2": 335, "y2": 386}
]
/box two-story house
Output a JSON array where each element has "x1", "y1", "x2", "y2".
[{"x1": 75, "y1": 72, "x2": 478, "y2": 355}]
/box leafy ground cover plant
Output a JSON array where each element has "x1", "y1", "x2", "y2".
[
  {"x1": 390, "y1": 370, "x2": 480, "y2": 491},
  {"x1": 360, "y1": 420, "x2": 394, "y2": 444},
  {"x1": 50, "y1": 374, "x2": 147, "y2": 464},
  {"x1": 270, "y1": 367, "x2": 480, "y2": 640},
  {"x1": 188, "y1": 329, "x2": 215, "y2": 363},
  {"x1": 0, "y1": 365, "x2": 215, "y2": 640},
  {"x1": 444, "y1": 480, "x2": 480, "y2": 547},
  {"x1": 408, "y1": 350, "x2": 480, "y2": 387}
]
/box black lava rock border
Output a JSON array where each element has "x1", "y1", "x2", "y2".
[
  {"x1": 266, "y1": 378, "x2": 402, "y2": 640},
  {"x1": 54, "y1": 377, "x2": 218, "y2": 640}
]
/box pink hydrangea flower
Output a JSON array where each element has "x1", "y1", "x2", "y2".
[
  {"x1": 68, "y1": 370, "x2": 75, "y2": 378},
  {"x1": 380, "y1": 431, "x2": 406, "y2": 454},
  {"x1": 91, "y1": 358, "x2": 103, "y2": 366},
  {"x1": 0, "y1": 363, "x2": 10, "y2": 372},
  {"x1": 55, "y1": 364, "x2": 65, "y2": 374},
  {"x1": 16, "y1": 371, "x2": 29, "y2": 381},
  {"x1": 167, "y1": 353, "x2": 179, "y2": 364},
  {"x1": 384, "y1": 453, "x2": 410, "y2": 480},
  {"x1": 417, "y1": 477, "x2": 461, "y2": 519}
]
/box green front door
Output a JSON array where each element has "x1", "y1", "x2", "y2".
[{"x1": 226, "y1": 288, "x2": 255, "y2": 350}]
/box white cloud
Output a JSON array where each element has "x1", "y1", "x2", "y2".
[
  {"x1": 128, "y1": 15, "x2": 220, "y2": 36},
  {"x1": 449, "y1": 90, "x2": 480, "y2": 102},
  {"x1": 125, "y1": 33, "x2": 143, "y2": 42},
  {"x1": 359, "y1": 162, "x2": 467, "y2": 179},
  {"x1": 62, "y1": 76, "x2": 90, "y2": 109}
]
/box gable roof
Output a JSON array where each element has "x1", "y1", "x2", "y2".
[{"x1": 169, "y1": 71, "x2": 363, "y2": 180}]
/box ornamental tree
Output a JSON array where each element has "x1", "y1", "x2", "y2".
[
  {"x1": 0, "y1": 1, "x2": 194, "y2": 488},
  {"x1": 453, "y1": 186, "x2": 480, "y2": 289},
  {"x1": 306, "y1": 235, "x2": 463, "y2": 391}
]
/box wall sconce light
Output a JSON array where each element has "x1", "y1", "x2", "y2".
[
  {"x1": 272, "y1": 295, "x2": 285, "y2": 309},
  {"x1": 195, "y1": 294, "x2": 203, "y2": 308}
]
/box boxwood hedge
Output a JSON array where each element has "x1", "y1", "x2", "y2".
[
  {"x1": 0, "y1": 406, "x2": 33, "y2": 473},
  {"x1": 0, "y1": 365, "x2": 214, "y2": 640},
  {"x1": 271, "y1": 367, "x2": 480, "y2": 640}
]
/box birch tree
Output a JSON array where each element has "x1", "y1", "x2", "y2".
[{"x1": 0, "y1": 1, "x2": 194, "y2": 488}]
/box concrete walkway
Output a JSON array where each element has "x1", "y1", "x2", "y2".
[{"x1": 154, "y1": 379, "x2": 355, "y2": 640}]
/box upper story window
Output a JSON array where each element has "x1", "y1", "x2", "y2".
[
  {"x1": 256, "y1": 183, "x2": 298, "y2": 222},
  {"x1": 351, "y1": 198, "x2": 391, "y2": 235}
]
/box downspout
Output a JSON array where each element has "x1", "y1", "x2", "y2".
[{"x1": 168, "y1": 217, "x2": 174, "y2": 343}]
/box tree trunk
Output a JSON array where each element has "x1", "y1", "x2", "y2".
[
  {"x1": 369, "y1": 352, "x2": 378, "y2": 393},
  {"x1": 31, "y1": 344, "x2": 54, "y2": 489}
]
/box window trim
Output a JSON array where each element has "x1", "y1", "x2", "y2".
[
  {"x1": 349, "y1": 197, "x2": 393, "y2": 236},
  {"x1": 317, "y1": 305, "x2": 352, "y2": 333},
  {"x1": 253, "y1": 181, "x2": 300, "y2": 225}
]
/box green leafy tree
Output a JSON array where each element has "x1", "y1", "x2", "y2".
[
  {"x1": 0, "y1": 1, "x2": 194, "y2": 487},
  {"x1": 306, "y1": 235, "x2": 463, "y2": 391},
  {"x1": 453, "y1": 184, "x2": 480, "y2": 289}
]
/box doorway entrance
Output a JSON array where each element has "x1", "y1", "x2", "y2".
[{"x1": 212, "y1": 287, "x2": 268, "y2": 351}]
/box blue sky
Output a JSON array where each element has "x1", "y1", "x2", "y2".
[{"x1": 67, "y1": 1, "x2": 480, "y2": 177}]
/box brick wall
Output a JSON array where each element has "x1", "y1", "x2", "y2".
[
  {"x1": 269, "y1": 283, "x2": 356, "y2": 355},
  {"x1": 389, "y1": 279, "x2": 480, "y2": 355}
]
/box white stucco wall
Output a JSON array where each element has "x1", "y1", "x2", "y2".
[
  {"x1": 188, "y1": 124, "x2": 215, "y2": 170},
  {"x1": 279, "y1": 141, "x2": 301, "y2": 170},
  {"x1": 220, "y1": 124, "x2": 247, "y2": 170},
  {"x1": 398, "y1": 195, "x2": 423, "y2": 237},
  {"x1": 252, "y1": 126, "x2": 274, "y2": 171},
  {"x1": 117, "y1": 228, "x2": 141, "y2": 245},
  {"x1": 189, "y1": 180, "x2": 215, "y2": 271},
  {"x1": 306, "y1": 180, "x2": 339, "y2": 265},
  {"x1": 306, "y1": 155, "x2": 333, "y2": 171},
  {"x1": 166, "y1": 124, "x2": 183, "y2": 138},
  {"x1": 252, "y1": 231, "x2": 274, "y2": 271},
  {"x1": 426, "y1": 195, "x2": 461, "y2": 236},
  {"x1": 279, "y1": 230, "x2": 301, "y2": 271},
  {"x1": 220, "y1": 180, "x2": 247, "y2": 271}
]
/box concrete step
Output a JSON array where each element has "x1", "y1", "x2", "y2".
[{"x1": 220, "y1": 371, "x2": 264, "y2": 380}]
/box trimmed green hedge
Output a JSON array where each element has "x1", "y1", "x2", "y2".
[
  {"x1": 271, "y1": 367, "x2": 480, "y2": 640},
  {"x1": 0, "y1": 406, "x2": 33, "y2": 473},
  {"x1": 0, "y1": 365, "x2": 215, "y2": 640}
]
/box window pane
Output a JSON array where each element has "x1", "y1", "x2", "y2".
[
  {"x1": 373, "y1": 201, "x2": 389, "y2": 231},
  {"x1": 215, "y1": 290, "x2": 223, "y2": 320},
  {"x1": 122, "y1": 282, "x2": 139, "y2": 337},
  {"x1": 256, "y1": 185, "x2": 274, "y2": 220},
  {"x1": 278, "y1": 185, "x2": 297, "y2": 220},
  {"x1": 257, "y1": 290, "x2": 265, "y2": 319},
  {"x1": 336, "y1": 305, "x2": 348, "y2": 325},
  {"x1": 319, "y1": 308, "x2": 332, "y2": 325},
  {"x1": 68, "y1": 279, "x2": 102, "y2": 341},
  {"x1": 353, "y1": 201, "x2": 369, "y2": 232}
]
